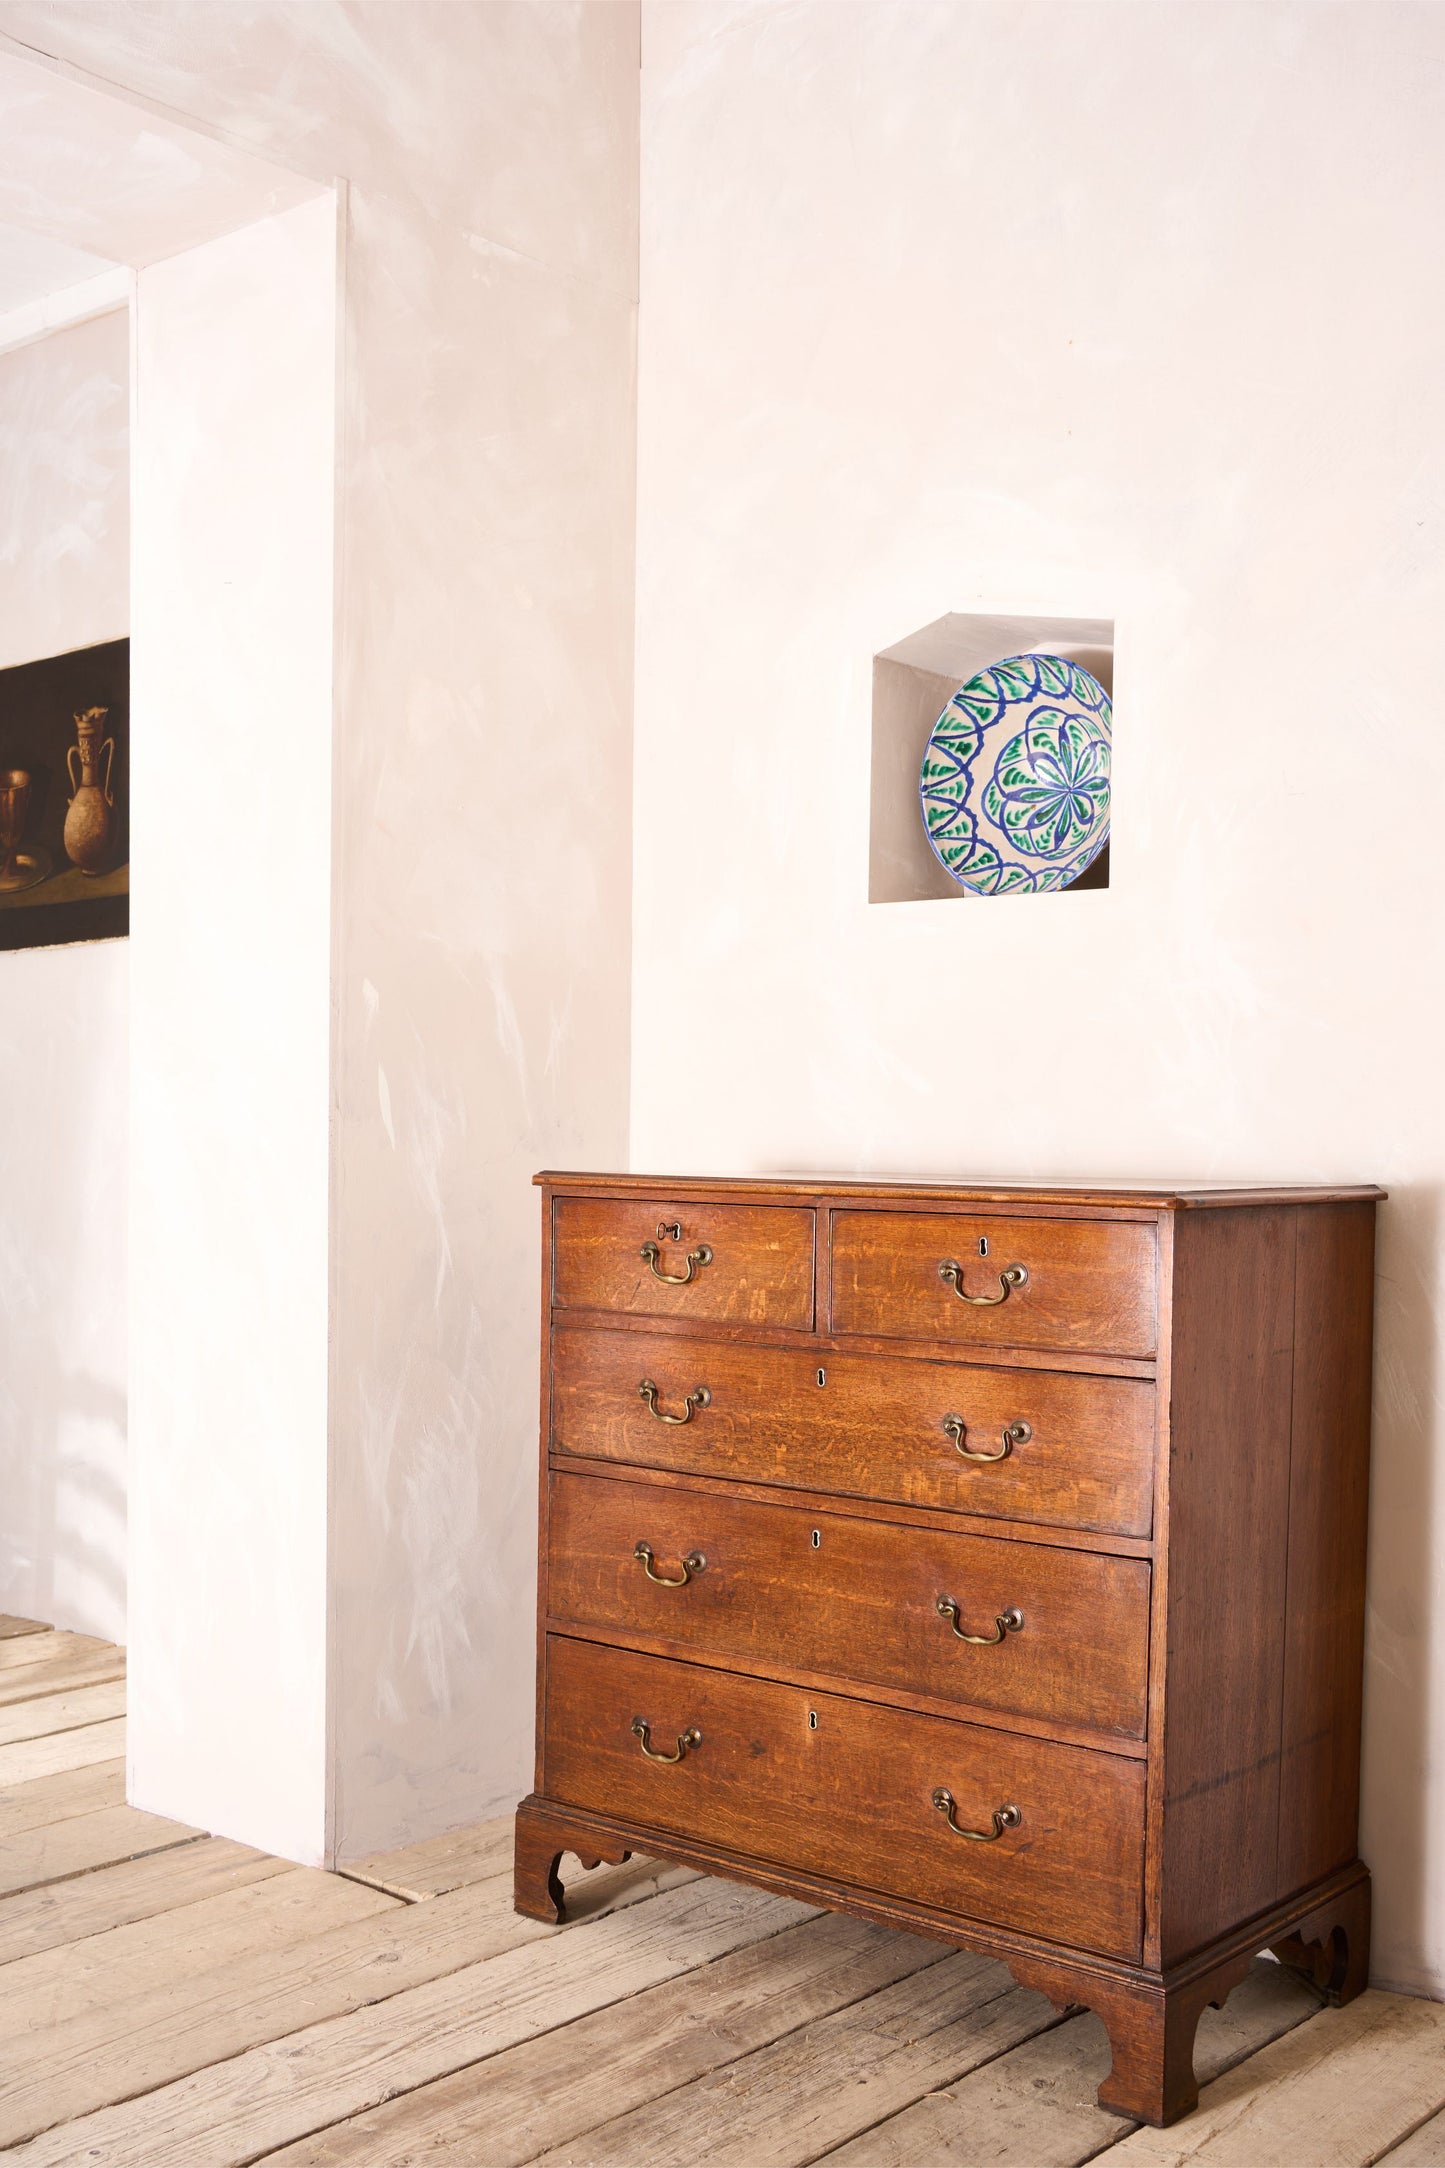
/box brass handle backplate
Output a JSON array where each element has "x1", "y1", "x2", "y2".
[
  {"x1": 640, "y1": 1236, "x2": 714, "y2": 1285},
  {"x1": 932, "y1": 1789, "x2": 1022, "y2": 1842},
  {"x1": 938, "y1": 1259, "x2": 1028, "y2": 1306},
  {"x1": 632, "y1": 1718, "x2": 702, "y2": 1763},
  {"x1": 638, "y1": 1378, "x2": 711, "y2": 1425},
  {"x1": 634, "y1": 1541, "x2": 706, "y2": 1586},
  {"x1": 942, "y1": 1414, "x2": 1031, "y2": 1463},
  {"x1": 937, "y1": 1598, "x2": 1024, "y2": 1646}
]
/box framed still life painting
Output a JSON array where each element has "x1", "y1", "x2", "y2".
[{"x1": 0, "y1": 639, "x2": 128, "y2": 951}]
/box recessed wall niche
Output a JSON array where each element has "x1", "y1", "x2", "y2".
[{"x1": 870, "y1": 613, "x2": 1114, "y2": 902}]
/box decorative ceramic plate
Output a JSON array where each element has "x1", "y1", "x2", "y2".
[{"x1": 919, "y1": 652, "x2": 1111, "y2": 895}]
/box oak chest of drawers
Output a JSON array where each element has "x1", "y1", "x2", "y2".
[{"x1": 515, "y1": 1172, "x2": 1381, "y2": 2126}]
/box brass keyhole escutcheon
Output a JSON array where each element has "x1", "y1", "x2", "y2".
[
  {"x1": 816, "y1": 1367, "x2": 826, "y2": 1387},
  {"x1": 810, "y1": 1528, "x2": 821, "y2": 1550}
]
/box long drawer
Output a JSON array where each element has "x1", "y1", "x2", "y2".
[
  {"x1": 548, "y1": 1473, "x2": 1151, "y2": 1739},
  {"x1": 544, "y1": 1635, "x2": 1145, "y2": 1960},
  {"x1": 552, "y1": 1197, "x2": 815, "y2": 1328},
  {"x1": 552, "y1": 1328, "x2": 1155, "y2": 1538},
  {"x1": 831, "y1": 1211, "x2": 1157, "y2": 1357}
]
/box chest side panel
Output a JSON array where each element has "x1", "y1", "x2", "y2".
[
  {"x1": 1160, "y1": 1205, "x2": 1295, "y2": 1963},
  {"x1": 1275, "y1": 1201, "x2": 1376, "y2": 1897}
]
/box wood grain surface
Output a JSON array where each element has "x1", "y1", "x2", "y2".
[
  {"x1": 552, "y1": 1197, "x2": 815, "y2": 1328},
  {"x1": 547, "y1": 1471, "x2": 1151, "y2": 1738},
  {"x1": 543, "y1": 1634, "x2": 1146, "y2": 1960},
  {"x1": 1160, "y1": 1207, "x2": 1296, "y2": 1962},
  {"x1": 552, "y1": 1327, "x2": 1156, "y2": 1537},
  {"x1": 831, "y1": 1210, "x2": 1158, "y2": 1356}
]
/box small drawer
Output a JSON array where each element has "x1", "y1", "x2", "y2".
[
  {"x1": 552, "y1": 1328, "x2": 1155, "y2": 1538},
  {"x1": 553, "y1": 1197, "x2": 815, "y2": 1329},
  {"x1": 548, "y1": 1473, "x2": 1151, "y2": 1739},
  {"x1": 544, "y1": 1635, "x2": 1145, "y2": 1960},
  {"x1": 831, "y1": 1211, "x2": 1157, "y2": 1358}
]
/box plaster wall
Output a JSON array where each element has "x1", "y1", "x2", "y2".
[
  {"x1": 2, "y1": 3, "x2": 641, "y2": 1856},
  {"x1": 0, "y1": 306, "x2": 127, "y2": 1643},
  {"x1": 632, "y1": 0, "x2": 1445, "y2": 1994},
  {"x1": 128, "y1": 196, "x2": 336, "y2": 1861}
]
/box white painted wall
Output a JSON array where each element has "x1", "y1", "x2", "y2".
[
  {"x1": 0, "y1": 307, "x2": 127, "y2": 1643},
  {"x1": 3, "y1": 4, "x2": 640, "y2": 1860},
  {"x1": 633, "y1": 2, "x2": 1445, "y2": 1995},
  {"x1": 0, "y1": 47, "x2": 318, "y2": 263},
  {"x1": 0, "y1": 307, "x2": 127, "y2": 669},
  {"x1": 128, "y1": 196, "x2": 336, "y2": 1862}
]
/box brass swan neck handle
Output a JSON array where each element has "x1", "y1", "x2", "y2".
[
  {"x1": 936, "y1": 1598, "x2": 1024, "y2": 1645},
  {"x1": 942, "y1": 1414, "x2": 1031, "y2": 1463},
  {"x1": 638, "y1": 1378, "x2": 711, "y2": 1425},
  {"x1": 931, "y1": 1789, "x2": 1021, "y2": 1841},
  {"x1": 938, "y1": 1259, "x2": 1027, "y2": 1305},
  {"x1": 640, "y1": 1232, "x2": 714, "y2": 1284},
  {"x1": 634, "y1": 1541, "x2": 706, "y2": 1586},
  {"x1": 632, "y1": 1718, "x2": 702, "y2": 1763}
]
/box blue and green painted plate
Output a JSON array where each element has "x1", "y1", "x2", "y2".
[{"x1": 919, "y1": 652, "x2": 1111, "y2": 895}]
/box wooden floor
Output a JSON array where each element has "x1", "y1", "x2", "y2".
[{"x1": 1, "y1": 1618, "x2": 1442, "y2": 2166}]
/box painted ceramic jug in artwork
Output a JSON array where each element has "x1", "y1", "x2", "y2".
[{"x1": 63, "y1": 707, "x2": 116, "y2": 875}]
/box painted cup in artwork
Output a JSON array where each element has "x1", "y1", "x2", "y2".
[
  {"x1": 0, "y1": 769, "x2": 31, "y2": 882},
  {"x1": 64, "y1": 707, "x2": 116, "y2": 875}
]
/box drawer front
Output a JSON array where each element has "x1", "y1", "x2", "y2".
[
  {"x1": 553, "y1": 1198, "x2": 815, "y2": 1328},
  {"x1": 552, "y1": 1328, "x2": 1155, "y2": 1538},
  {"x1": 544, "y1": 1635, "x2": 1145, "y2": 1959},
  {"x1": 831, "y1": 1211, "x2": 1157, "y2": 1357},
  {"x1": 548, "y1": 1473, "x2": 1151, "y2": 1739}
]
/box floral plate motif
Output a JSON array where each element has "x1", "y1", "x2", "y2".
[{"x1": 919, "y1": 652, "x2": 1111, "y2": 895}]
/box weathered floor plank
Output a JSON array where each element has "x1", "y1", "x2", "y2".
[
  {"x1": 0, "y1": 1802, "x2": 199, "y2": 1900},
  {"x1": 259, "y1": 1911, "x2": 944, "y2": 2167},
  {"x1": 0, "y1": 1853, "x2": 709, "y2": 2148},
  {"x1": 822, "y1": 1958, "x2": 1323, "y2": 2166},
  {"x1": 340, "y1": 1813, "x2": 513, "y2": 1900},
  {"x1": 0, "y1": 1758, "x2": 126, "y2": 1838},
  {"x1": 4, "y1": 1877, "x2": 815, "y2": 2165},
  {"x1": 0, "y1": 1718, "x2": 127, "y2": 1788},
  {"x1": 0, "y1": 1836, "x2": 286, "y2": 1967},
  {"x1": 1113, "y1": 1991, "x2": 1445, "y2": 2165},
  {"x1": 0, "y1": 1867, "x2": 401, "y2": 2042},
  {"x1": 0, "y1": 1632, "x2": 110, "y2": 1673},
  {"x1": 0, "y1": 1682, "x2": 127, "y2": 1748},
  {"x1": 0, "y1": 1648, "x2": 126, "y2": 1708},
  {"x1": 525, "y1": 1951, "x2": 1060, "y2": 2168},
  {"x1": 1380, "y1": 2108, "x2": 1445, "y2": 2164},
  {"x1": 0, "y1": 1627, "x2": 1435, "y2": 2168}
]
